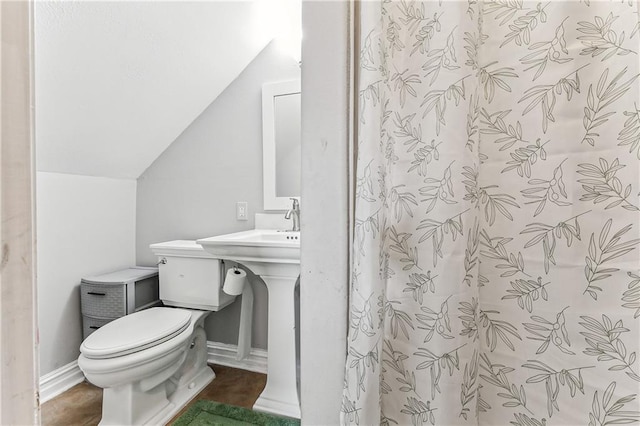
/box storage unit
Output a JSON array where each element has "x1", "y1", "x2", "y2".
[{"x1": 81, "y1": 267, "x2": 160, "y2": 339}]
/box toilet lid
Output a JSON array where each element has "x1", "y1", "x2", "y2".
[{"x1": 81, "y1": 307, "x2": 191, "y2": 359}]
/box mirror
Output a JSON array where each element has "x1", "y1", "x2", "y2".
[{"x1": 262, "y1": 80, "x2": 301, "y2": 210}]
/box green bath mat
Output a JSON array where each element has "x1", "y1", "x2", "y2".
[{"x1": 172, "y1": 400, "x2": 301, "y2": 426}]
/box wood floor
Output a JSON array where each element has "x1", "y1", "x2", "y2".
[{"x1": 40, "y1": 364, "x2": 267, "y2": 426}]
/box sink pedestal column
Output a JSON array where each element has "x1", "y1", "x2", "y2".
[
  {"x1": 252, "y1": 274, "x2": 300, "y2": 419},
  {"x1": 196, "y1": 231, "x2": 302, "y2": 419}
]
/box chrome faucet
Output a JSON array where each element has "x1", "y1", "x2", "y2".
[{"x1": 284, "y1": 198, "x2": 300, "y2": 232}]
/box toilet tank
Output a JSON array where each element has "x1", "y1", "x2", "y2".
[{"x1": 149, "y1": 240, "x2": 236, "y2": 311}]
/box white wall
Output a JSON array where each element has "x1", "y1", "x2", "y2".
[
  {"x1": 300, "y1": 2, "x2": 351, "y2": 424},
  {"x1": 34, "y1": 1, "x2": 274, "y2": 179},
  {"x1": 36, "y1": 172, "x2": 136, "y2": 375}
]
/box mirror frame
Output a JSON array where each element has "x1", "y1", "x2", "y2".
[{"x1": 262, "y1": 79, "x2": 301, "y2": 210}]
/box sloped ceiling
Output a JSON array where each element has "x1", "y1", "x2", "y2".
[{"x1": 35, "y1": 1, "x2": 280, "y2": 179}]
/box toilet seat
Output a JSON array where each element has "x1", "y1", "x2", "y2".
[{"x1": 81, "y1": 307, "x2": 191, "y2": 359}]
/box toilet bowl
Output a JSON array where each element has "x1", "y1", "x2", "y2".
[
  {"x1": 78, "y1": 240, "x2": 237, "y2": 425},
  {"x1": 79, "y1": 307, "x2": 213, "y2": 425}
]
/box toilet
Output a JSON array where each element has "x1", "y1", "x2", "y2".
[{"x1": 78, "y1": 240, "x2": 236, "y2": 425}]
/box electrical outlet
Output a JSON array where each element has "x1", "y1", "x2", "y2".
[{"x1": 236, "y1": 202, "x2": 248, "y2": 221}]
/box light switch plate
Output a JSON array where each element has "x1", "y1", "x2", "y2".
[{"x1": 236, "y1": 202, "x2": 248, "y2": 221}]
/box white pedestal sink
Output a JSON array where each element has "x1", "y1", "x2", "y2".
[{"x1": 197, "y1": 229, "x2": 300, "y2": 419}]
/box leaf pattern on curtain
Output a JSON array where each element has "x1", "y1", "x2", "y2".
[{"x1": 342, "y1": 1, "x2": 640, "y2": 425}]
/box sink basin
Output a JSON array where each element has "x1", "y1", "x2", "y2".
[{"x1": 197, "y1": 229, "x2": 300, "y2": 264}]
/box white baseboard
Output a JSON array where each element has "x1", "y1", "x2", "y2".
[
  {"x1": 39, "y1": 360, "x2": 85, "y2": 403},
  {"x1": 38, "y1": 341, "x2": 266, "y2": 403},
  {"x1": 207, "y1": 341, "x2": 267, "y2": 374}
]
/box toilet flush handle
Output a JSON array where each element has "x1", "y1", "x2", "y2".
[{"x1": 157, "y1": 257, "x2": 167, "y2": 266}]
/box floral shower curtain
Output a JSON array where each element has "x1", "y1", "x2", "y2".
[{"x1": 342, "y1": 1, "x2": 640, "y2": 425}]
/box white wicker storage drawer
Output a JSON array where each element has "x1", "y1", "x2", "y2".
[
  {"x1": 82, "y1": 315, "x2": 114, "y2": 339},
  {"x1": 81, "y1": 283, "x2": 126, "y2": 318}
]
